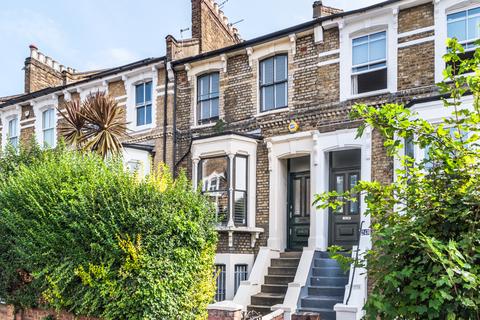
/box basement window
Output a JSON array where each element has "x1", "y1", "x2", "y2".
[
  {"x1": 351, "y1": 31, "x2": 387, "y2": 95},
  {"x1": 214, "y1": 264, "x2": 226, "y2": 302},
  {"x1": 197, "y1": 72, "x2": 219, "y2": 125},
  {"x1": 234, "y1": 264, "x2": 248, "y2": 294}
]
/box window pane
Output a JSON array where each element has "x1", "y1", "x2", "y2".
[
  {"x1": 356, "y1": 68, "x2": 387, "y2": 94},
  {"x1": 448, "y1": 20, "x2": 467, "y2": 41},
  {"x1": 352, "y1": 43, "x2": 369, "y2": 66},
  {"x1": 211, "y1": 73, "x2": 219, "y2": 97},
  {"x1": 470, "y1": 7, "x2": 480, "y2": 16},
  {"x1": 211, "y1": 98, "x2": 219, "y2": 118},
  {"x1": 331, "y1": 149, "x2": 362, "y2": 169},
  {"x1": 261, "y1": 58, "x2": 274, "y2": 85},
  {"x1": 145, "y1": 104, "x2": 152, "y2": 124},
  {"x1": 200, "y1": 157, "x2": 228, "y2": 191},
  {"x1": 215, "y1": 265, "x2": 226, "y2": 302},
  {"x1": 199, "y1": 75, "x2": 210, "y2": 100},
  {"x1": 262, "y1": 86, "x2": 275, "y2": 111},
  {"x1": 468, "y1": 15, "x2": 480, "y2": 40},
  {"x1": 201, "y1": 101, "x2": 210, "y2": 120},
  {"x1": 369, "y1": 38, "x2": 386, "y2": 62},
  {"x1": 44, "y1": 128, "x2": 54, "y2": 147},
  {"x1": 352, "y1": 34, "x2": 368, "y2": 46},
  {"x1": 136, "y1": 106, "x2": 145, "y2": 126},
  {"x1": 275, "y1": 55, "x2": 287, "y2": 82},
  {"x1": 448, "y1": 11, "x2": 466, "y2": 21},
  {"x1": 8, "y1": 118, "x2": 17, "y2": 137},
  {"x1": 349, "y1": 174, "x2": 359, "y2": 215},
  {"x1": 135, "y1": 83, "x2": 144, "y2": 104},
  {"x1": 145, "y1": 81, "x2": 152, "y2": 102},
  {"x1": 275, "y1": 82, "x2": 287, "y2": 108},
  {"x1": 234, "y1": 191, "x2": 247, "y2": 225},
  {"x1": 235, "y1": 157, "x2": 247, "y2": 190},
  {"x1": 234, "y1": 265, "x2": 248, "y2": 294}
]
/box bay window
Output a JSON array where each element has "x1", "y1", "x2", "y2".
[
  {"x1": 197, "y1": 72, "x2": 220, "y2": 125},
  {"x1": 260, "y1": 54, "x2": 288, "y2": 111},
  {"x1": 198, "y1": 154, "x2": 248, "y2": 226},
  {"x1": 352, "y1": 31, "x2": 387, "y2": 94},
  {"x1": 42, "y1": 108, "x2": 55, "y2": 147},
  {"x1": 135, "y1": 81, "x2": 152, "y2": 126},
  {"x1": 7, "y1": 117, "x2": 19, "y2": 148}
]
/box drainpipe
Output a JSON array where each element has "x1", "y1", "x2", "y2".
[
  {"x1": 172, "y1": 65, "x2": 178, "y2": 176},
  {"x1": 162, "y1": 57, "x2": 169, "y2": 164}
]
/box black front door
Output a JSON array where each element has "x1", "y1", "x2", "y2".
[
  {"x1": 287, "y1": 172, "x2": 310, "y2": 250},
  {"x1": 329, "y1": 168, "x2": 361, "y2": 248}
]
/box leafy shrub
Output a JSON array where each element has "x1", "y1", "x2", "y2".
[
  {"x1": 0, "y1": 147, "x2": 217, "y2": 319},
  {"x1": 315, "y1": 39, "x2": 480, "y2": 319}
]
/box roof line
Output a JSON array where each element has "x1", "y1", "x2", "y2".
[
  {"x1": 0, "y1": 56, "x2": 167, "y2": 108},
  {"x1": 172, "y1": 0, "x2": 404, "y2": 66}
]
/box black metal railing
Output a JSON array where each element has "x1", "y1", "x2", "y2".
[{"x1": 346, "y1": 220, "x2": 365, "y2": 305}]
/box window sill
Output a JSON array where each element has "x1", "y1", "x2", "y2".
[
  {"x1": 191, "y1": 122, "x2": 217, "y2": 130},
  {"x1": 255, "y1": 106, "x2": 289, "y2": 118},
  {"x1": 349, "y1": 89, "x2": 391, "y2": 100},
  {"x1": 215, "y1": 225, "x2": 264, "y2": 248},
  {"x1": 131, "y1": 124, "x2": 154, "y2": 133}
]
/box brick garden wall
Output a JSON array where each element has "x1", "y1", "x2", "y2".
[{"x1": 0, "y1": 305, "x2": 98, "y2": 320}]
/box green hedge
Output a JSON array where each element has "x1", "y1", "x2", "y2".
[{"x1": 0, "y1": 145, "x2": 217, "y2": 320}]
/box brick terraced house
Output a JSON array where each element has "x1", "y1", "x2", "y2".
[{"x1": 0, "y1": 0, "x2": 478, "y2": 319}]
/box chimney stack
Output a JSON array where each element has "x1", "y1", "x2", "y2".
[{"x1": 313, "y1": 1, "x2": 343, "y2": 19}]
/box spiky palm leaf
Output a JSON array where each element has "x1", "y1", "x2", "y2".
[
  {"x1": 57, "y1": 99, "x2": 85, "y2": 148},
  {"x1": 58, "y1": 92, "x2": 130, "y2": 158},
  {"x1": 80, "y1": 92, "x2": 129, "y2": 158}
]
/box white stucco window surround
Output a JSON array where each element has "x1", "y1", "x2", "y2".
[
  {"x1": 123, "y1": 146, "x2": 153, "y2": 178},
  {"x1": 339, "y1": 7, "x2": 399, "y2": 101},
  {"x1": 214, "y1": 253, "x2": 254, "y2": 301},
  {"x1": 393, "y1": 95, "x2": 475, "y2": 172},
  {"x1": 191, "y1": 133, "x2": 263, "y2": 246},
  {"x1": 265, "y1": 129, "x2": 372, "y2": 252},
  {"x1": 123, "y1": 67, "x2": 158, "y2": 132},
  {"x1": 185, "y1": 58, "x2": 225, "y2": 129},
  {"x1": 249, "y1": 36, "x2": 296, "y2": 116},
  {"x1": 33, "y1": 96, "x2": 58, "y2": 149},
  {"x1": 1, "y1": 106, "x2": 21, "y2": 149},
  {"x1": 78, "y1": 83, "x2": 108, "y2": 101},
  {"x1": 434, "y1": 0, "x2": 480, "y2": 83}
]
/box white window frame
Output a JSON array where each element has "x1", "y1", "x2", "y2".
[
  {"x1": 191, "y1": 134, "x2": 258, "y2": 230},
  {"x1": 124, "y1": 68, "x2": 157, "y2": 132},
  {"x1": 41, "y1": 108, "x2": 56, "y2": 148},
  {"x1": 434, "y1": 1, "x2": 480, "y2": 82},
  {"x1": 351, "y1": 31, "x2": 388, "y2": 95},
  {"x1": 259, "y1": 54, "x2": 288, "y2": 112},
  {"x1": 339, "y1": 8, "x2": 398, "y2": 101},
  {"x1": 7, "y1": 116, "x2": 19, "y2": 148},
  {"x1": 196, "y1": 72, "x2": 220, "y2": 125},
  {"x1": 135, "y1": 81, "x2": 153, "y2": 127},
  {"x1": 447, "y1": 6, "x2": 480, "y2": 50}
]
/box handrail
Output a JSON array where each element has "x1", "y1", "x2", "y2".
[{"x1": 346, "y1": 220, "x2": 365, "y2": 305}]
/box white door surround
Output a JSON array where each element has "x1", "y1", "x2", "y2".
[{"x1": 265, "y1": 129, "x2": 372, "y2": 252}]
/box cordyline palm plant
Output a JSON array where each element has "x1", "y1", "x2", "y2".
[{"x1": 58, "y1": 91, "x2": 130, "y2": 158}]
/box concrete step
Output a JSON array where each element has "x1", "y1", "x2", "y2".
[
  {"x1": 261, "y1": 283, "x2": 288, "y2": 294},
  {"x1": 280, "y1": 251, "x2": 303, "y2": 258},
  {"x1": 268, "y1": 266, "x2": 297, "y2": 276},
  {"x1": 247, "y1": 304, "x2": 272, "y2": 316},
  {"x1": 308, "y1": 285, "x2": 345, "y2": 297},
  {"x1": 250, "y1": 292, "x2": 285, "y2": 306},
  {"x1": 271, "y1": 258, "x2": 300, "y2": 267},
  {"x1": 314, "y1": 258, "x2": 341, "y2": 268},
  {"x1": 297, "y1": 308, "x2": 336, "y2": 320},
  {"x1": 317, "y1": 251, "x2": 350, "y2": 259},
  {"x1": 301, "y1": 295, "x2": 343, "y2": 310},
  {"x1": 312, "y1": 267, "x2": 347, "y2": 277},
  {"x1": 311, "y1": 276, "x2": 348, "y2": 287},
  {"x1": 265, "y1": 274, "x2": 295, "y2": 285}
]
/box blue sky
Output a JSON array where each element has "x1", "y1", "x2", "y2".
[{"x1": 0, "y1": 0, "x2": 382, "y2": 97}]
